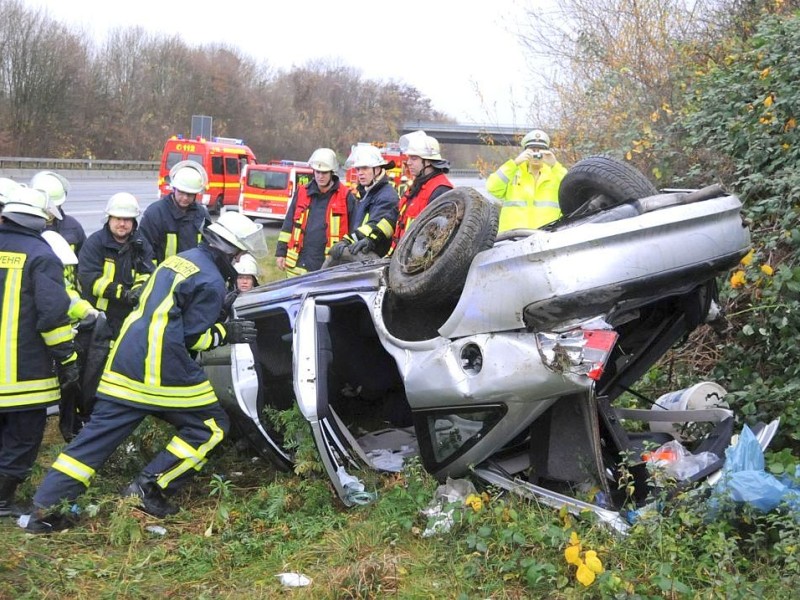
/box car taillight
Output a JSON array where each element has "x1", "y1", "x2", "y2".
[{"x1": 536, "y1": 326, "x2": 618, "y2": 381}]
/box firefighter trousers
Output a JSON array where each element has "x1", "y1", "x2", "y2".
[
  {"x1": 33, "y1": 397, "x2": 229, "y2": 510},
  {"x1": 0, "y1": 408, "x2": 48, "y2": 481}
]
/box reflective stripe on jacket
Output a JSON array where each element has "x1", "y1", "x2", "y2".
[
  {"x1": 277, "y1": 179, "x2": 353, "y2": 275},
  {"x1": 96, "y1": 245, "x2": 226, "y2": 409},
  {"x1": 78, "y1": 225, "x2": 154, "y2": 334},
  {"x1": 0, "y1": 222, "x2": 76, "y2": 411},
  {"x1": 486, "y1": 159, "x2": 566, "y2": 231}
]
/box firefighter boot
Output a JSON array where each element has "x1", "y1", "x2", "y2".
[
  {"x1": 122, "y1": 475, "x2": 179, "y2": 518},
  {"x1": 24, "y1": 509, "x2": 75, "y2": 534},
  {"x1": 0, "y1": 474, "x2": 25, "y2": 518}
]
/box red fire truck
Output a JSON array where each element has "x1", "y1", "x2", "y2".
[
  {"x1": 238, "y1": 160, "x2": 314, "y2": 222},
  {"x1": 344, "y1": 142, "x2": 411, "y2": 190},
  {"x1": 158, "y1": 135, "x2": 257, "y2": 214}
]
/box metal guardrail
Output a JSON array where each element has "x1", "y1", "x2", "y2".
[
  {"x1": 0, "y1": 157, "x2": 481, "y2": 178},
  {"x1": 0, "y1": 156, "x2": 158, "y2": 170}
]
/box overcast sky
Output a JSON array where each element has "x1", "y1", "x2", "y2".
[{"x1": 24, "y1": 0, "x2": 540, "y2": 126}]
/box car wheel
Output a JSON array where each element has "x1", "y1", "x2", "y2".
[
  {"x1": 388, "y1": 187, "x2": 499, "y2": 305},
  {"x1": 558, "y1": 155, "x2": 658, "y2": 217}
]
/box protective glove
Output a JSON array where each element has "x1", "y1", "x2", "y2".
[
  {"x1": 121, "y1": 287, "x2": 142, "y2": 306},
  {"x1": 224, "y1": 319, "x2": 257, "y2": 345},
  {"x1": 57, "y1": 361, "x2": 81, "y2": 390},
  {"x1": 329, "y1": 240, "x2": 351, "y2": 260},
  {"x1": 350, "y1": 237, "x2": 375, "y2": 255},
  {"x1": 78, "y1": 308, "x2": 101, "y2": 329},
  {"x1": 514, "y1": 148, "x2": 535, "y2": 165}
]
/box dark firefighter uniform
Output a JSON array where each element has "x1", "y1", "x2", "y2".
[
  {"x1": 138, "y1": 194, "x2": 210, "y2": 264},
  {"x1": 0, "y1": 222, "x2": 77, "y2": 482},
  {"x1": 78, "y1": 224, "x2": 155, "y2": 336},
  {"x1": 346, "y1": 174, "x2": 398, "y2": 257},
  {"x1": 46, "y1": 211, "x2": 87, "y2": 288},
  {"x1": 32, "y1": 244, "x2": 234, "y2": 510},
  {"x1": 390, "y1": 171, "x2": 453, "y2": 252},
  {"x1": 276, "y1": 176, "x2": 356, "y2": 276}
]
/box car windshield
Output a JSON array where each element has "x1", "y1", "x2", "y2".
[{"x1": 248, "y1": 170, "x2": 289, "y2": 191}]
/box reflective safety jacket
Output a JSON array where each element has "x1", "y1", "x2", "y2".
[
  {"x1": 486, "y1": 159, "x2": 567, "y2": 232},
  {"x1": 0, "y1": 222, "x2": 77, "y2": 412},
  {"x1": 96, "y1": 244, "x2": 229, "y2": 409},
  {"x1": 276, "y1": 178, "x2": 354, "y2": 276},
  {"x1": 78, "y1": 225, "x2": 155, "y2": 335},
  {"x1": 139, "y1": 194, "x2": 210, "y2": 265},
  {"x1": 349, "y1": 175, "x2": 399, "y2": 257},
  {"x1": 390, "y1": 171, "x2": 453, "y2": 251}
]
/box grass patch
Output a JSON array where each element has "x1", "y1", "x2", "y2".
[{"x1": 3, "y1": 423, "x2": 800, "y2": 598}]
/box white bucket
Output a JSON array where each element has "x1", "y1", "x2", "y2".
[{"x1": 650, "y1": 381, "x2": 729, "y2": 436}]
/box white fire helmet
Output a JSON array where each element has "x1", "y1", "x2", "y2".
[
  {"x1": 344, "y1": 144, "x2": 391, "y2": 169},
  {"x1": 2, "y1": 186, "x2": 51, "y2": 220},
  {"x1": 206, "y1": 212, "x2": 267, "y2": 256},
  {"x1": 105, "y1": 192, "x2": 141, "y2": 218},
  {"x1": 399, "y1": 130, "x2": 443, "y2": 160},
  {"x1": 169, "y1": 160, "x2": 208, "y2": 194},
  {"x1": 0, "y1": 177, "x2": 22, "y2": 204},
  {"x1": 30, "y1": 171, "x2": 70, "y2": 207},
  {"x1": 234, "y1": 253, "x2": 259, "y2": 277},
  {"x1": 307, "y1": 148, "x2": 339, "y2": 172}
]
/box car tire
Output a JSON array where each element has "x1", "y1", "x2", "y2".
[
  {"x1": 388, "y1": 187, "x2": 499, "y2": 305},
  {"x1": 558, "y1": 155, "x2": 658, "y2": 217}
]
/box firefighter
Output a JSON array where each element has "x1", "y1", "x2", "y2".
[
  {"x1": 0, "y1": 187, "x2": 79, "y2": 518},
  {"x1": 31, "y1": 170, "x2": 87, "y2": 285},
  {"x1": 26, "y1": 212, "x2": 263, "y2": 533},
  {"x1": 485, "y1": 129, "x2": 567, "y2": 232},
  {"x1": 234, "y1": 253, "x2": 259, "y2": 292},
  {"x1": 389, "y1": 131, "x2": 454, "y2": 252},
  {"x1": 275, "y1": 148, "x2": 356, "y2": 277},
  {"x1": 139, "y1": 161, "x2": 211, "y2": 264},
  {"x1": 397, "y1": 175, "x2": 410, "y2": 198},
  {"x1": 329, "y1": 144, "x2": 399, "y2": 261},
  {"x1": 79, "y1": 192, "x2": 155, "y2": 337}
]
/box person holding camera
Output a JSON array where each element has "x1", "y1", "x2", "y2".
[{"x1": 486, "y1": 129, "x2": 567, "y2": 232}]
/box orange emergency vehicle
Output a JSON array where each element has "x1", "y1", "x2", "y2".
[
  {"x1": 238, "y1": 160, "x2": 314, "y2": 222},
  {"x1": 158, "y1": 135, "x2": 257, "y2": 214},
  {"x1": 345, "y1": 142, "x2": 410, "y2": 190}
]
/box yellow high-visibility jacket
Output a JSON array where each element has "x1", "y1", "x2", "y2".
[{"x1": 486, "y1": 159, "x2": 567, "y2": 232}]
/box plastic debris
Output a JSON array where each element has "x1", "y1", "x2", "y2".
[
  {"x1": 420, "y1": 477, "x2": 477, "y2": 537},
  {"x1": 276, "y1": 572, "x2": 312, "y2": 587},
  {"x1": 643, "y1": 440, "x2": 719, "y2": 480},
  {"x1": 146, "y1": 525, "x2": 167, "y2": 536},
  {"x1": 709, "y1": 425, "x2": 800, "y2": 516},
  {"x1": 336, "y1": 466, "x2": 377, "y2": 505}
]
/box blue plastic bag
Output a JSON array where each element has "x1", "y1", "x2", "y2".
[{"x1": 708, "y1": 426, "x2": 799, "y2": 515}]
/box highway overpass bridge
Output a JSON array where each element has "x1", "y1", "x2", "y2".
[{"x1": 399, "y1": 122, "x2": 533, "y2": 146}]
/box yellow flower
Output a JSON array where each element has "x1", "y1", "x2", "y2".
[
  {"x1": 764, "y1": 93, "x2": 774, "y2": 107},
  {"x1": 730, "y1": 270, "x2": 746, "y2": 288},
  {"x1": 565, "y1": 544, "x2": 582, "y2": 566},
  {"x1": 740, "y1": 249, "x2": 755, "y2": 265},
  {"x1": 760, "y1": 67, "x2": 771, "y2": 79},
  {"x1": 584, "y1": 550, "x2": 604, "y2": 574},
  {"x1": 569, "y1": 531, "x2": 580, "y2": 545},
  {"x1": 464, "y1": 493, "x2": 483, "y2": 512},
  {"x1": 576, "y1": 562, "x2": 596, "y2": 586},
  {"x1": 761, "y1": 264, "x2": 774, "y2": 276}
]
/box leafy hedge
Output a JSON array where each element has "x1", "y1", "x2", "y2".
[{"x1": 672, "y1": 12, "x2": 800, "y2": 450}]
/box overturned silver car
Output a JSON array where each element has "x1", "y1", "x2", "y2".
[{"x1": 203, "y1": 156, "x2": 762, "y2": 530}]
